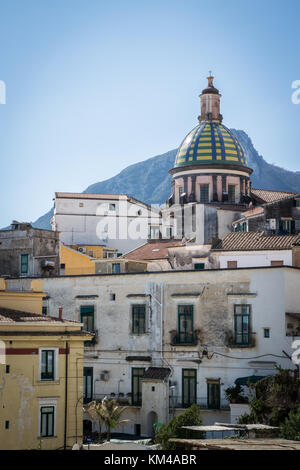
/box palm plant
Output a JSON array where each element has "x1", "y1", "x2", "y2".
[
  {"x1": 97, "y1": 396, "x2": 132, "y2": 441},
  {"x1": 84, "y1": 397, "x2": 131, "y2": 442}
]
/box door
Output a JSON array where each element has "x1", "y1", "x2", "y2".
[{"x1": 182, "y1": 369, "x2": 197, "y2": 407}]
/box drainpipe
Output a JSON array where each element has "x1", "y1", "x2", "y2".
[{"x1": 64, "y1": 341, "x2": 69, "y2": 450}]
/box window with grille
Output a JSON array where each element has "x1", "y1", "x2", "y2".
[
  {"x1": 132, "y1": 305, "x2": 146, "y2": 334},
  {"x1": 228, "y1": 185, "x2": 236, "y2": 203},
  {"x1": 234, "y1": 305, "x2": 251, "y2": 345},
  {"x1": 41, "y1": 350, "x2": 55, "y2": 381},
  {"x1": 80, "y1": 305, "x2": 95, "y2": 332},
  {"x1": 178, "y1": 305, "x2": 194, "y2": 344},
  {"x1": 207, "y1": 380, "x2": 220, "y2": 409},
  {"x1": 40, "y1": 406, "x2": 55, "y2": 437},
  {"x1": 132, "y1": 368, "x2": 145, "y2": 406},
  {"x1": 20, "y1": 254, "x2": 28, "y2": 274},
  {"x1": 182, "y1": 369, "x2": 197, "y2": 407},
  {"x1": 200, "y1": 184, "x2": 209, "y2": 203},
  {"x1": 83, "y1": 367, "x2": 93, "y2": 403}
]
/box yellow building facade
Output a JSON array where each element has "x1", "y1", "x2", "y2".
[
  {"x1": 0, "y1": 278, "x2": 44, "y2": 314},
  {"x1": 60, "y1": 245, "x2": 96, "y2": 275},
  {"x1": 0, "y1": 298, "x2": 91, "y2": 449}
]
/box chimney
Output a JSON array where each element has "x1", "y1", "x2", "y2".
[{"x1": 58, "y1": 306, "x2": 63, "y2": 320}]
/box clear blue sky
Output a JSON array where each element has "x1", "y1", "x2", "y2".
[{"x1": 1, "y1": 0, "x2": 300, "y2": 227}]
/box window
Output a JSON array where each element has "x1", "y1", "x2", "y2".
[
  {"x1": 6, "y1": 365, "x2": 10, "y2": 374},
  {"x1": 182, "y1": 369, "x2": 197, "y2": 407},
  {"x1": 80, "y1": 305, "x2": 94, "y2": 332},
  {"x1": 279, "y1": 219, "x2": 295, "y2": 234},
  {"x1": 207, "y1": 381, "x2": 220, "y2": 409},
  {"x1": 295, "y1": 199, "x2": 300, "y2": 207},
  {"x1": 132, "y1": 368, "x2": 145, "y2": 406},
  {"x1": 110, "y1": 293, "x2": 116, "y2": 301},
  {"x1": 112, "y1": 263, "x2": 120, "y2": 274},
  {"x1": 200, "y1": 184, "x2": 209, "y2": 203},
  {"x1": 227, "y1": 261, "x2": 237, "y2": 269},
  {"x1": 41, "y1": 350, "x2": 55, "y2": 381},
  {"x1": 149, "y1": 226, "x2": 160, "y2": 239},
  {"x1": 20, "y1": 254, "x2": 28, "y2": 274},
  {"x1": 109, "y1": 203, "x2": 116, "y2": 211},
  {"x1": 40, "y1": 406, "x2": 55, "y2": 437},
  {"x1": 5, "y1": 421, "x2": 9, "y2": 430},
  {"x1": 79, "y1": 202, "x2": 84, "y2": 207},
  {"x1": 178, "y1": 305, "x2": 194, "y2": 344},
  {"x1": 83, "y1": 367, "x2": 93, "y2": 404},
  {"x1": 271, "y1": 260, "x2": 283, "y2": 266},
  {"x1": 166, "y1": 227, "x2": 172, "y2": 239},
  {"x1": 234, "y1": 305, "x2": 251, "y2": 345},
  {"x1": 42, "y1": 306, "x2": 47, "y2": 315},
  {"x1": 132, "y1": 305, "x2": 146, "y2": 334},
  {"x1": 194, "y1": 263, "x2": 205, "y2": 271},
  {"x1": 264, "y1": 328, "x2": 270, "y2": 338},
  {"x1": 228, "y1": 185, "x2": 236, "y2": 203}
]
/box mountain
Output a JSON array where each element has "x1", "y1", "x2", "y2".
[{"x1": 32, "y1": 130, "x2": 300, "y2": 230}]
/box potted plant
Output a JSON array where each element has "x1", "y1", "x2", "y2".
[
  {"x1": 110, "y1": 392, "x2": 116, "y2": 397},
  {"x1": 225, "y1": 384, "x2": 244, "y2": 404}
]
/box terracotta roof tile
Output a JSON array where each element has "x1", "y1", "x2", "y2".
[
  {"x1": 123, "y1": 240, "x2": 183, "y2": 261},
  {"x1": 142, "y1": 367, "x2": 171, "y2": 381},
  {"x1": 0, "y1": 308, "x2": 80, "y2": 324},
  {"x1": 251, "y1": 188, "x2": 298, "y2": 204},
  {"x1": 212, "y1": 232, "x2": 300, "y2": 251}
]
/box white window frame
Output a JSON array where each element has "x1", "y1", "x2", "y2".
[
  {"x1": 38, "y1": 347, "x2": 59, "y2": 382},
  {"x1": 38, "y1": 398, "x2": 57, "y2": 438}
]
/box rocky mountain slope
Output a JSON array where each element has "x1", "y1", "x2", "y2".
[{"x1": 32, "y1": 130, "x2": 300, "y2": 229}]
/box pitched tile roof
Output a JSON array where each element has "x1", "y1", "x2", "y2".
[
  {"x1": 251, "y1": 188, "x2": 298, "y2": 204},
  {"x1": 242, "y1": 206, "x2": 264, "y2": 218},
  {"x1": 123, "y1": 240, "x2": 183, "y2": 261},
  {"x1": 142, "y1": 367, "x2": 171, "y2": 381},
  {"x1": 0, "y1": 307, "x2": 80, "y2": 324},
  {"x1": 212, "y1": 232, "x2": 300, "y2": 251}
]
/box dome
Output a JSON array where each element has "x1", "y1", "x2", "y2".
[{"x1": 174, "y1": 121, "x2": 247, "y2": 168}]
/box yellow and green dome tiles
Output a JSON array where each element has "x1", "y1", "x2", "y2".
[{"x1": 174, "y1": 122, "x2": 247, "y2": 168}]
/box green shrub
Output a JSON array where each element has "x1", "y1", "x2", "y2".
[
  {"x1": 280, "y1": 405, "x2": 300, "y2": 441},
  {"x1": 155, "y1": 404, "x2": 203, "y2": 450}
]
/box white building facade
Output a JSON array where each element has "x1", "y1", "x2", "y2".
[
  {"x1": 7, "y1": 266, "x2": 300, "y2": 436},
  {"x1": 52, "y1": 192, "x2": 163, "y2": 255}
]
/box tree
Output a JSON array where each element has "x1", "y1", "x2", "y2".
[
  {"x1": 237, "y1": 367, "x2": 300, "y2": 427},
  {"x1": 280, "y1": 405, "x2": 300, "y2": 441},
  {"x1": 86, "y1": 397, "x2": 132, "y2": 442},
  {"x1": 155, "y1": 404, "x2": 203, "y2": 450}
]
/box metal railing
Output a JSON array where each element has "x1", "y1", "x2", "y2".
[
  {"x1": 169, "y1": 396, "x2": 230, "y2": 411},
  {"x1": 170, "y1": 331, "x2": 198, "y2": 346},
  {"x1": 225, "y1": 331, "x2": 256, "y2": 348},
  {"x1": 84, "y1": 329, "x2": 98, "y2": 346},
  {"x1": 90, "y1": 393, "x2": 137, "y2": 406}
]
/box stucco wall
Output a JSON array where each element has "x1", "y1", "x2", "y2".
[{"x1": 6, "y1": 267, "x2": 299, "y2": 436}]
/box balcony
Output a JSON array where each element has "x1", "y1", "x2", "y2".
[
  {"x1": 169, "y1": 396, "x2": 230, "y2": 411},
  {"x1": 170, "y1": 330, "x2": 198, "y2": 346},
  {"x1": 84, "y1": 329, "x2": 98, "y2": 347},
  {"x1": 92, "y1": 393, "x2": 139, "y2": 406},
  {"x1": 225, "y1": 331, "x2": 256, "y2": 348}
]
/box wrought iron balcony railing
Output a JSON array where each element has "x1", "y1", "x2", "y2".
[{"x1": 170, "y1": 331, "x2": 198, "y2": 346}]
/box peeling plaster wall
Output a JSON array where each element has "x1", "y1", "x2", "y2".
[{"x1": 6, "y1": 268, "x2": 299, "y2": 435}]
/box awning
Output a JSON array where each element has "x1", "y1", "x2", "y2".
[{"x1": 234, "y1": 375, "x2": 266, "y2": 386}]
